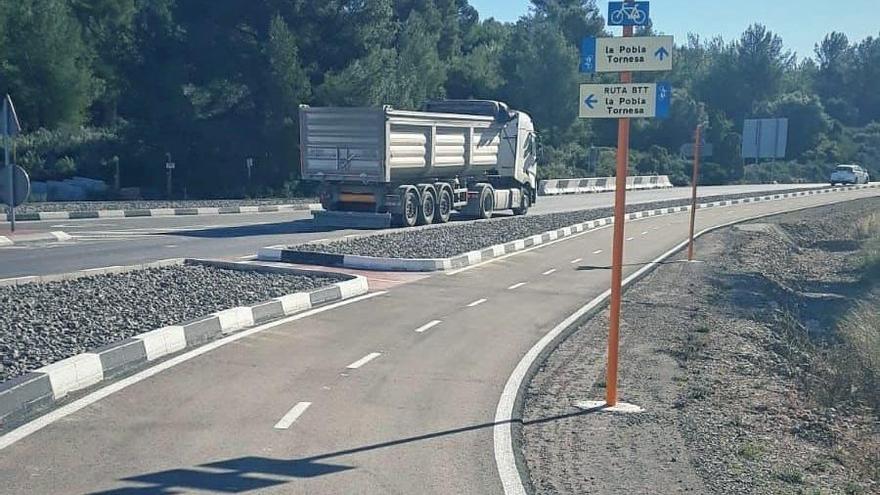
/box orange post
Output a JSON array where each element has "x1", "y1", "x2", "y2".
[
  {"x1": 605, "y1": 22, "x2": 634, "y2": 407},
  {"x1": 687, "y1": 125, "x2": 702, "y2": 261}
]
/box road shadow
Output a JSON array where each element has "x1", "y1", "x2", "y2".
[
  {"x1": 90, "y1": 408, "x2": 604, "y2": 494},
  {"x1": 166, "y1": 219, "x2": 342, "y2": 239}
]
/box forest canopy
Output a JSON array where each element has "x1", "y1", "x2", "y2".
[{"x1": 1, "y1": 0, "x2": 878, "y2": 197}]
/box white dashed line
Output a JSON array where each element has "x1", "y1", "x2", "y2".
[
  {"x1": 570, "y1": 258, "x2": 583, "y2": 264},
  {"x1": 414, "y1": 320, "x2": 442, "y2": 333},
  {"x1": 641, "y1": 231, "x2": 648, "y2": 235},
  {"x1": 237, "y1": 255, "x2": 256, "y2": 260},
  {"x1": 592, "y1": 249, "x2": 603, "y2": 255},
  {"x1": 273, "y1": 402, "x2": 312, "y2": 430},
  {"x1": 346, "y1": 352, "x2": 382, "y2": 369},
  {"x1": 626, "y1": 237, "x2": 635, "y2": 241},
  {"x1": 542, "y1": 269, "x2": 557, "y2": 275},
  {"x1": 467, "y1": 298, "x2": 488, "y2": 308},
  {"x1": 507, "y1": 282, "x2": 526, "y2": 290}
]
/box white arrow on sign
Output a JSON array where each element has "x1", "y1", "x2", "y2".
[
  {"x1": 578, "y1": 83, "x2": 672, "y2": 119},
  {"x1": 580, "y1": 36, "x2": 673, "y2": 73}
]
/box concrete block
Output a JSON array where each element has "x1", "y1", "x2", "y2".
[
  {"x1": 94, "y1": 338, "x2": 147, "y2": 378},
  {"x1": 274, "y1": 293, "x2": 311, "y2": 315},
  {"x1": 213, "y1": 307, "x2": 256, "y2": 334},
  {"x1": 134, "y1": 326, "x2": 187, "y2": 361},
  {"x1": 337, "y1": 277, "x2": 369, "y2": 299},
  {"x1": 37, "y1": 353, "x2": 104, "y2": 400},
  {"x1": 309, "y1": 285, "x2": 342, "y2": 306},
  {"x1": 0, "y1": 372, "x2": 54, "y2": 426},
  {"x1": 182, "y1": 317, "x2": 222, "y2": 346},
  {"x1": 251, "y1": 300, "x2": 286, "y2": 323}
]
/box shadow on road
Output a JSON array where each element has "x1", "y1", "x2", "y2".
[
  {"x1": 168, "y1": 219, "x2": 342, "y2": 239},
  {"x1": 91, "y1": 407, "x2": 606, "y2": 494}
]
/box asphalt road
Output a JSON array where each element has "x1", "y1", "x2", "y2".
[
  {"x1": 1, "y1": 186, "x2": 876, "y2": 494},
  {"x1": 0, "y1": 183, "x2": 822, "y2": 278}
]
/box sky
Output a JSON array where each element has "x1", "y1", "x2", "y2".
[{"x1": 468, "y1": 0, "x2": 879, "y2": 59}]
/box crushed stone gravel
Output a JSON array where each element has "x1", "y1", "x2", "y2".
[
  {"x1": 0, "y1": 265, "x2": 339, "y2": 382},
  {"x1": 9, "y1": 197, "x2": 316, "y2": 214},
  {"x1": 290, "y1": 187, "x2": 833, "y2": 259}
]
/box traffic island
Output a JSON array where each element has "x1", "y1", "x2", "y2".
[
  {"x1": 0, "y1": 259, "x2": 368, "y2": 431},
  {"x1": 516, "y1": 197, "x2": 880, "y2": 495},
  {"x1": 259, "y1": 184, "x2": 877, "y2": 271}
]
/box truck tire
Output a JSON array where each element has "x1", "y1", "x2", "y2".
[
  {"x1": 435, "y1": 188, "x2": 453, "y2": 224},
  {"x1": 392, "y1": 188, "x2": 419, "y2": 227},
  {"x1": 417, "y1": 189, "x2": 436, "y2": 226},
  {"x1": 478, "y1": 185, "x2": 495, "y2": 220},
  {"x1": 512, "y1": 189, "x2": 530, "y2": 216}
]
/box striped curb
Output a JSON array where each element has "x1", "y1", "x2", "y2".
[
  {"x1": 5, "y1": 203, "x2": 322, "y2": 222},
  {"x1": 539, "y1": 175, "x2": 673, "y2": 196},
  {"x1": 0, "y1": 260, "x2": 368, "y2": 430},
  {"x1": 0, "y1": 231, "x2": 72, "y2": 247},
  {"x1": 259, "y1": 183, "x2": 880, "y2": 272}
]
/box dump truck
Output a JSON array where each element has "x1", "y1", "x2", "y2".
[{"x1": 299, "y1": 100, "x2": 537, "y2": 228}]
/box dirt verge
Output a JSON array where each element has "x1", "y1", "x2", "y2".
[{"x1": 520, "y1": 197, "x2": 880, "y2": 495}]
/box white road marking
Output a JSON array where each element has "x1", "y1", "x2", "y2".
[
  {"x1": 592, "y1": 249, "x2": 603, "y2": 255},
  {"x1": 641, "y1": 231, "x2": 648, "y2": 235},
  {"x1": 542, "y1": 269, "x2": 557, "y2": 275},
  {"x1": 570, "y1": 258, "x2": 582, "y2": 264},
  {"x1": 467, "y1": 298, "x2": 488, "y2": 307},
  {"x1": 0, "y1": 290, "x2": 386, "y2": 451},
  {"x1": 414, "y1": 320, "x2": 442, "y2": 333},
  {"x1": 165, "y1": 244, "x2": 177, "y2": 248},
  {"x1": 347, "y1": 352, "x2": 382, "y2": 369},
  {"x1": 237, "y1": 255, "x2": 256, "y2": 260},
  {"x1": 273, "y1": 402, "x2": 312, "y2": 430},
  {"x1": 626, "y1": 237, "x2": 635, "y2": 241},
  {"x1": 507, "y1": 282, "x2": 526, "y2": 290}
]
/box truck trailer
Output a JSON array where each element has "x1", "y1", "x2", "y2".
[{"x1": 299, "y1": 100, "x2": 537, "y2": 227}]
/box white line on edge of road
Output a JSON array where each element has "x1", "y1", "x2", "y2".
[
  {"x1": 414, "y1": 320, "x2": 442, "y2": 333},
  {"x1": 507, "y1": 282, "x2": 526, "y2": 290},
  {"x1": 467, "y1": 298, "x2": 488, "y2": 308},
  {"x1": 347, "y1": 352, "x2": 382, "y2": 369},
  {"x1": 274, "y1": 402, "x2": 312, "y2": 430},
  {"x1": 542, "y1": 269, "x2": 557, "y2": 275},
  {"x1": 0, "y1": 290, "x2": 386, "y2": 452},
  {"x1": 570, "y1": 258, "x2": 582, "y2": 264},
  {"x1": 592, "y1": 250, "x2": 603, "y2": 255}
]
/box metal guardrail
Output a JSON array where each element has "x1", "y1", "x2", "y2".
[{"x1": 538, "y1": 175, "x2": 673, "y2": 196}]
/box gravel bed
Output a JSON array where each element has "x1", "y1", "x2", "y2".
[
  {"x1": 8, "y1": 197, "x2": 317, "y2": 214},
  {"x1": 291, "y1": 187, "x2": 828, "y2": 259},
  {"x1": 0, "y1": 265, "x2": 339, "y2": 382}
]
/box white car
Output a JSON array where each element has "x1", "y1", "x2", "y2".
[{"x1": 830, "y1": 164, "x2": 870, "y2": 185}]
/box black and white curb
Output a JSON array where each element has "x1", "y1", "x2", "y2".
[
  {"x1": 0, "y1": 231, "x2": 72, "y2": 247},
  {"x1": 0, "y1": 259, "x2": 368, "y2": 430},
  {"x1": 538, "y1": 175, "x2": 673, "y2": 196},
  {"x1": 259, "y1": 183, "x2": 879, "y2": 272},
  {"x1": 6, "y1": 203, "x2": 321, "y2": 222}
]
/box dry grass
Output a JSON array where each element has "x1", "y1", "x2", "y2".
[
  {"x1": 854, "y1": 212, "x2": 880, "y2": 240},
  {"x1": 828, "y1": 301, "x2": 880, "y2": 411}
]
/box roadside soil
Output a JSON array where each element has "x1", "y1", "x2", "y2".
[{"x1": 520, "y1": 197, "x2": 880, "y2": 495}]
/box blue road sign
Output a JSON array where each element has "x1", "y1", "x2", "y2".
[
  {"x1": 656, "y1": 82, "x2": 671, "y2": 119},
  {"x1": 608, "y1": 2, "x2": 650, "y2": 27},
  {"x1": 580, "y1": 37, "x2": 597, "y2": 73}
]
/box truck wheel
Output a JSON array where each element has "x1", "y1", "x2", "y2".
[
  {"x1": 417, "y1": 190, "x2": 436, "y2": 226},
  {"x1": 512, "y1": 189, "x2": 530, "y2": 216},
  {"x1": 392, "y1": 189, "x2": 419, "y2": 227},
  {"x1": 435, "y1": 188, "x2": 453, "y2": 224},
  {"x1": 478, "y1": 186, "x2": 495, "y2": 220}
]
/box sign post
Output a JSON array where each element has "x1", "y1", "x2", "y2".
[
  {"x1": 687, "y1": 124, "x2": 703, "y2": 261},
  {"x1": 246, "y1": 157, "x2": 254, "y2": 182},
  {"x1": 3, "y1": 95, "x2": 22, "y2": 232},
  {"x1": 576, "y1": 1, "x2": 671, "y2": 409},
  {"x1": 165, "y1": 153, "x2": 175, "y2": 199}
]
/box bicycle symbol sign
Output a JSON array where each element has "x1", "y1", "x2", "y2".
[{"x1": 607, "y1": 1, "x2": 650, "y2": 27}]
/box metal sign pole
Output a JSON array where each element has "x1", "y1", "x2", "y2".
[
  {"x1": 605, "y1": 19, "x2": 635, "y2": 408},
  {"x1": 687, "y1": 124, "x2": 702, "y2": 261},
  {"x1": 3, "y1": 99, "x2": 13, "y2": 232}
]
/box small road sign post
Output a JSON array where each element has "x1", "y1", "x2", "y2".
[
  {"x1": 581, "y1": 36, "x2": 673, "y2": 73},
  {"x1": 165, "y1": 153, "x2": 175, "y2": 199},
  {"x1": 688, "y1": 124, "x2": 703, "y2": 261},
  {"x1": 246, "y1": 157, "x2": 254, "y2": 182},
  {"x1": 3, "y1": 94, "x2": 22, "y2": 231}
]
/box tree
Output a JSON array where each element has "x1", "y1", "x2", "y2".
[{"x1": 0, "y1": 0, "x2": 95, "y2": 128}]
